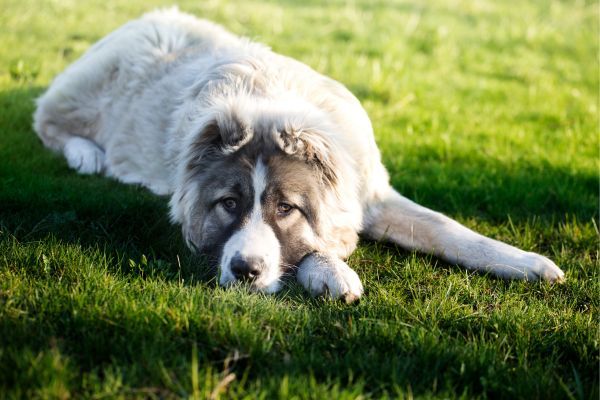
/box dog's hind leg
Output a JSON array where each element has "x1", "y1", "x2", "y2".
[
  {"x1": 33, "y1": 45, "x2": 118, "y2": 175},
  {"x1": 33, "y1": 56, "x2": 108, "y2": 175},
  {"x1": 362, "y1": 188, "x2": 565, "y2": 282},
  {"x1": 34, "y1": 100, "x2": 106, "y2": 175},
  {"x1": 32, "y1": 19, "x2": 140, "y2": 174},
  {"x1": 34, "y1": 92, "x2": 107, "y2": 175},
  {"x1": 62, "y1": 137, "x2": 105, "y2": 174}
]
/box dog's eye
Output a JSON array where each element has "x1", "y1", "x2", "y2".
[
  {"x1": 221, "y1": 198, "x2": 237, "y2": 211},
  {"x1": 277, "y1": 202, "x2": 293, "y2": 216}
]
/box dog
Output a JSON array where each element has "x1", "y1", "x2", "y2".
[{"x1": 33, "y1": 9, "x2": 564, "y2": 302}]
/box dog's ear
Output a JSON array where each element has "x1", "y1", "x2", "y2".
[
  {"x1": 216, "y1": 110, "x2": 253, "y2": 153},
  {"x1": 194, "y1": 116, "x2": 253, "y2": 150},
  {"x1": 275, "y1": 126, "x2": 339, "y2": 186},
  {"x1": 186, "y1": 114, "x2": 253, "y2": 169},
  {"x1": 185, "y1": 121, "x2": 221, "y2": 174}
]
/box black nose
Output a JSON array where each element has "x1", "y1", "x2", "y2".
[{"x1": 230, "y1": 256, "x2": 263, "y2": 281}]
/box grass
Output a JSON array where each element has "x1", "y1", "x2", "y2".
[{"x1": 0, "y1": 0, "x2": 598, "y2": 398}]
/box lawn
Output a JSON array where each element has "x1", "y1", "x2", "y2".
[{"x1": 0, "y1": 0, "x2": 598, "y2": 398}]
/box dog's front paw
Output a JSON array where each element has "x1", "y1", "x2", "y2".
[
  {"x1": 520, "y1": 252, "x2": 565, "y2": 283},
  {"x1": 488, "y1": 251, "x2": 565, "y2": 283},
  {"x1": 297, "y1": 253, "x2": 363, "y2": 303}
]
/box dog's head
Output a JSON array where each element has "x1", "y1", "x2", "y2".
[{"x1": 169, "y1": 99, "x2": 362, "y2": 292}]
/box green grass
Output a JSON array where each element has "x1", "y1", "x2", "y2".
[{"x1": 1, "y1": 0, "x2": 598, "y2": 398}]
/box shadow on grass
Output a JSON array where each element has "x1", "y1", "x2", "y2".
[{"x1": 380, "y1": 147, "x2": 598, "y2": 224}]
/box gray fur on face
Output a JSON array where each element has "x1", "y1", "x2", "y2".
[{"x1": 183, "y1": 121, "x2": 342, "y2": 272}]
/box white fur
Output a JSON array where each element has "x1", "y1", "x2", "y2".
[
  {"x1": 64, "y1": 137, "x2": 105, "y2": 174},
  {"x1": 219, "y1": 159, "x2": 282, "y2": 293},
  {"x1": 363, "y1": 189, "x2": 565, "y2": 282},
  {"x1": 297, "y1": 254, "x2": 364, "y2": 303},
  {"x1": 34, "y1": 8, "x2": 565, "y2": 302}
]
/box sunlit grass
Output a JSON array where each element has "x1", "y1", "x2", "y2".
[{"x1": 0, "y1": 0, "x2": 598, "y2": 398}]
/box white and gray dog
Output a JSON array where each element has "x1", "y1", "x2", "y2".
[{"x1": 34, "y1": 9, "x2": 564, "y2": 302}]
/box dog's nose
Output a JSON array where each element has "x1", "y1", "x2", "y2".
[{"x1": 230, "y1": 256, "x2": 262, "y2": 281}]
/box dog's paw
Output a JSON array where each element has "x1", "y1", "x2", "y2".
[
  {"x1": 489, "y1": 251, "x2": 565, "y2": 283},
  {"x1": 64, "y1": 137, "x2": 105, "y2": 174},
  {"x1": 297, "y1": 253, "x2": 363, "y2": 303},
  {"x1": 519, "y1": 252, "x2": 565, "y2": 283}
]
